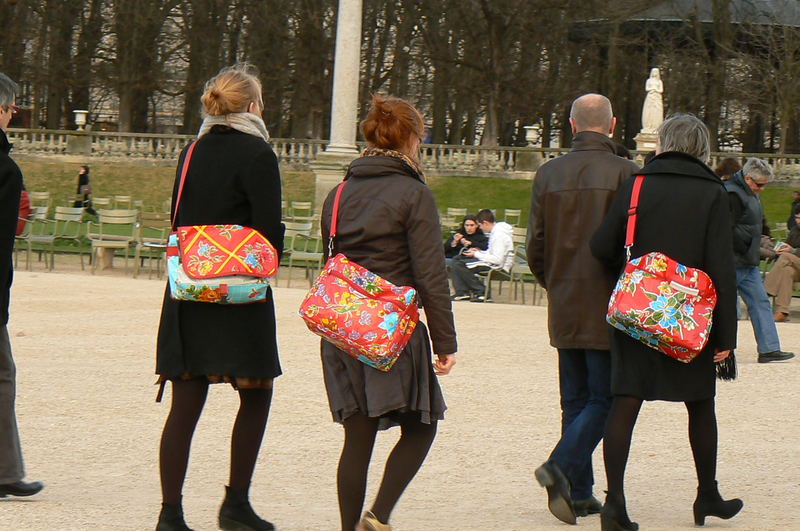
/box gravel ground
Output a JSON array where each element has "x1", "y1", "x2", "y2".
[{"x1": 1, "y1": 267, "x2": 798, "y2": 531}]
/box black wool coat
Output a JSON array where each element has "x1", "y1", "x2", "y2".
[
  {"x1": 156, "y1": 128, "x2": 284, "y2": 379},
  {"x1": 0, "y1": 130, "x2": 22, "y2": 325},
  {"x1": 590, "y1": 152, "x2": 737, "y2": 401}
]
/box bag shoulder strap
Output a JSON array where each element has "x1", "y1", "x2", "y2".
[
  {"x1": 328, "y1": 179, "x2": 347, "y2": 255},
  {"x1": 171, "y1": 140, "x2": 199, "y2": 231},
  {"x1": 624, "y1": 174, "x2": 645, "y2": 258}
]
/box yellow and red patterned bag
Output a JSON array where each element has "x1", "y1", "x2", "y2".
[
  {"x1": 175, "y1": 224, "x2": 277, "y2": 279},
  {"x1": 166, "y1": 141, "x2": 278, "y2": 305}
]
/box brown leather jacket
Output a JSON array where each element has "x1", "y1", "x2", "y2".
[
  {"x1": 527, "y1": 132, "x2": 639, "y2": 350},
  {"x1": 321, "y1": 153, "x2": 457, "y2": 355}
]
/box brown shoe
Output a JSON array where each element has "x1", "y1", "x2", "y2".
[{"x1": 774, "y1": 312, "x2": 790, "y2": 322}]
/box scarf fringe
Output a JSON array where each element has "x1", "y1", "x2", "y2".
[{"x1": 715, "y1": 351, "x2": 737, "y2": 381}]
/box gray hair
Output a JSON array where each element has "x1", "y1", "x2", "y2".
[
  {"x1": 657, "y1": 113, "x2": 710, "y2": 163},
  {"x1": 742, "y1": 157, "x2": 774, "y2": 182},
  {"x1": 0, "y1": 73, "x2": 18, "y2": 107},
  {"x1": 570, "y1": 93, "x2": 613, "y2": 131}
]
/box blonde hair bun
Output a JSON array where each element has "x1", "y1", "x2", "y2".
[{"x1": 200, "y1": 64, "x2": 263, "y2": 117}]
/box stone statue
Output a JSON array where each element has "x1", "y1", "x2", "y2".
[{"x1": 641, "y1": 68, "x2": 664, "y2": 133}]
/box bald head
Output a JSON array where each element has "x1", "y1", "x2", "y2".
[{"x1": 570, "y1": 94, "x2": 614, "y2": 134}]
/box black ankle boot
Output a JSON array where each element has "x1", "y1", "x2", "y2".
[
  {"x1": 218, "y1": 485, "x2": 275, "y2": 531},
  {"x1": 156, "y1": 502, "x2": 193, "y2": 531},
  {"x1": 693, "y1": 481, "x2": 743, "y2": 526},
  {"x1": 600, "y1": 492, "x2": 638, "y2": 531}
]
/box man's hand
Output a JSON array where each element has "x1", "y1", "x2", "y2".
[
  {"x1": 463, "y1": 248, "x2": 477, "y2": 257},
  {"x1": 777, "y1": 245, "x2": 794, "y2": 255},
  {"x1": 434, "y1": 354, "x2": 456, "y2": 375}
]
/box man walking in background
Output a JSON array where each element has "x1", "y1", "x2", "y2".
[
  {"x1": 0, "y1": 72, "x2": 44, "y2": 498},
  {"x1": 726, "y1": 158, "x2": 794, "y2": 363},
  {"x1": 527, "y1": 93, "x2": 638, "y2": 524}
]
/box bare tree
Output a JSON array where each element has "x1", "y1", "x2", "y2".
[{"x1": 113, "y1": 0, "x2": 179, "y2": 132}]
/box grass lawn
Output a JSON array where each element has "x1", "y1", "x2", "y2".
[{"x1": 15, "y1": 159, "x2": 797, "y2": 232}]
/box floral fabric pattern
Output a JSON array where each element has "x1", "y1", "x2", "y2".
[
  {"x1": 607, "y1": 251, "x2": 717, "y2": 363},
  {"x1": 177, "y1": 225, "x2": 278, "y2": 279},
  {"x1": 299, "y1": 253, "x2": 420, "y2": 372},
  {"x1": 167, "y1": 233, "x2": 270, "y2": 304}
]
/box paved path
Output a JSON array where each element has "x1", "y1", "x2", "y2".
[{"x1": 2, "y1": 271, "x2": 798, "y2": 530}]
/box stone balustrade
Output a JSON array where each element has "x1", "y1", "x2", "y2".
[{"x1": 7, "y1": 128, "x2": 800, "y2": 179}]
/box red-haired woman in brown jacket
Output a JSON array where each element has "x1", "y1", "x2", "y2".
[{"x1": 319, "y1": 94, "x2": 457, "y2": 531}]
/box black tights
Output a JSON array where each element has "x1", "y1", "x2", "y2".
[
  {"x1": 603, "y1": 395, "x2": 718, "y2": 497},
  {"x1": 159, "y1": 379, "x2": 273, "y2": 504},
  {"x1": 337, "y1": 413, "x2": 437, "y2": 531}
]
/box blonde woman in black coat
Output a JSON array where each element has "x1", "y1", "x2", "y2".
[
  {"x1": 590, "y1": 114, "x2": 742, "y2": 530},
  {"x1": 155, "y1": 65, "x2": 283, "y2": 531}
]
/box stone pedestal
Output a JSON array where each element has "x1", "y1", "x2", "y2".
[
  {"x1": 635, "y1": 131, "x2": 658, "y2": 153},
  {"x1": 516, "y1": 149, "x2": 543, "y2": 172},
  {"x1": 311, "y1": 151, "x2": 358, "y2": 208},
  {"x1": 67, "y1": 131, "x2": 91, "y2": 155},
  {"x1": 95, "y1": 248, "x2": 115, "y2": 270}
]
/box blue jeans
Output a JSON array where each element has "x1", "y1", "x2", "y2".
[
  {"x1": 736, "y1": 266, "x2": 781, "y2": 354},
  {"x1": 549, "y1": 349, "x2": 612, "y2": 501}
]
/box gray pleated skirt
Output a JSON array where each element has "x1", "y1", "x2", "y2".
[{"x1": 320, "y1": 322, "x2": 447, "y2": 430}]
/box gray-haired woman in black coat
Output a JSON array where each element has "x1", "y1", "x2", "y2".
[{"x1": 590, "y1": 114, "x2": 742, "y2": 530}]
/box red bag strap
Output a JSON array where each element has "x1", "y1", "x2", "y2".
[
  {"x1": 171, "y1": 140, "x2": 199, "y2": 231},
  {"x1": 328, "y1": 179, "x2": 347, "y2": 255},
  {"x1": 624, "y1": 174, "x2": 645, "y2": 259}
]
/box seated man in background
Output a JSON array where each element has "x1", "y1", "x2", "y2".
[
  {"x1": 765, "y1": 210, "x2": 800, "y2": 322},
  {"x1": 449, "y1": 209, "x2": 513, "y2": 302}
]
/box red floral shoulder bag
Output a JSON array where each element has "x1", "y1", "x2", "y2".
[
  {"x1": 606, "y1": 174, "x2": 718, "y2": 363},
  {"x1": 298, "y1": 180, "x2": 420, "y2": 371}
]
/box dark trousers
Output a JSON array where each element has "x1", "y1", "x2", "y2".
[
  {"x1": 0, "y1": 326, "x2": 24, "y2": 483},
  {"x1": 450, "y1": 256, "x2": 490, "y2": 295},
  {"x1": 549, "y1": 348, "x2": 612, "y2": 501}
]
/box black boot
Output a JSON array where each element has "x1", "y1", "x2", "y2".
[
  {"x1": 218, "y1": 485, "x2": 275, "y2": 531},
  {"x1": 693, "y1": 481, "x2": 743, "y2": 526},
  {"x1": 600, "y1": 492, "x2": 638, "y2": 531},
  {"x1": 156, "y1": 502, "x2": 193, "y2": 531}
]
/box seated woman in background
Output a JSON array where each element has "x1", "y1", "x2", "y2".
[{"x1": 443, "y1": 214, "x2": 488, "y2": 267}]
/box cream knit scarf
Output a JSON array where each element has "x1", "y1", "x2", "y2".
[{"x1": 197, "y1": 112, "x2": 270, "y2": 142}]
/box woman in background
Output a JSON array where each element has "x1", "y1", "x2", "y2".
[
  {"x1": 443, "y1": 214, "x2": 488, "y2": 267},
  {"x1": 73, "y1": 165, "x2": 96, "y2": 215}
]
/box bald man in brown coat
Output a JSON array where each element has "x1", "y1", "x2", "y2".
[{"x1": 527, "y1": 94, "x2": 638, "y2": 524}]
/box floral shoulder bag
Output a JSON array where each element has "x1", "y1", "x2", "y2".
[
  {"x1": 298, "y1": 180, "x2": 420, "y2": 371},
  {"x1": 606, "y1": 174, "x2": 719, "y2": 363},
  {"x1": 166, "y1": 141, "x2": 279, "y2": 304}
]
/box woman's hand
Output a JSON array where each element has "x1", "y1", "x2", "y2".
[
  {"x1": 461, "y1": 238, "x2": 472, "y2": 247},
  {"x1": 452, "y1": 233, "x2": 463, "y2": 246},
  {"x1": 434, "y1": 354, "x2": 456, "y2": 375},
  {"x1": 713, "y1": 349, "x2": 731, "y2": 362}
]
